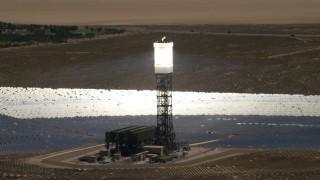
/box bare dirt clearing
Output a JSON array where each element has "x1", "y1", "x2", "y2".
[{"x1": 1, "y1": 25, "x2": 320, "y2": 95}]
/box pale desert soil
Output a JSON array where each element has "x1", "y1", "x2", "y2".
[
  {"x1": 1, "y1": 29, "x2": 320, "y2": 95},
  {"x1": 1, "y1": 0, "x2": 320, "y2": 25},
  {"x1": 5, "y1": 148, "x2": 320, "y2": 179}
]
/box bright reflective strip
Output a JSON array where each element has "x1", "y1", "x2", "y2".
[
  {"x1": 42, "y1": 144, "x2": 105, "y2": 160},
  {"x1": 190, "y1": 139, "x2": 221, "y2": 146},
  {"x1": 1, "y1": 87, "x2": 320, "y2": 119}
]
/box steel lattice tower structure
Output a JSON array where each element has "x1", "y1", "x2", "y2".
[{"x1": 153, "y1": 40, "x2": 176, "y2": 150}]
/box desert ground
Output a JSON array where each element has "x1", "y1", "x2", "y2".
[
  {"x1": 1, "y1": 0, "x2": 320, "y2": 25},
  {"x1": 1, "y1": 1, "x2": 320, "y2": 95},
  {"x1": 1, "y1": 26, "x2": 320, "y2": 177},
  {"x1": 1, "y1": 147, "x2": 320, "y2": 179},
  {"x1": 1, "y1": 25, "x2": 320, "y2": 95},
  {"x1": 1, "y1": 1, "x2": 320, "y2": 179}
]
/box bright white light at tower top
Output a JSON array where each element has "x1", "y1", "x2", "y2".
[{"x1": 154, "y1": 42, "x2": 173, "y2": 74}]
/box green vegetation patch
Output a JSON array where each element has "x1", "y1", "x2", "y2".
[{"x1": 0, "y1": 22, "x2": 125, "y2": 48}]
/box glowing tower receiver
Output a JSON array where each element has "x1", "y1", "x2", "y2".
[
  {"x1": 153, "y1": 39, "x2": 176, "y2": 150},
  {"x1": 154, "y1": 42, "x2": 173, "y2": 73}
]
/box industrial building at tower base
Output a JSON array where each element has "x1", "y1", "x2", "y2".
[{"x1": 81, "y1": 38, "x2": 190, "y2": 164}]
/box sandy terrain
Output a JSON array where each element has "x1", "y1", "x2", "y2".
[
  {"x1": 1, "y1": 0, "x2": 320, "y2": 25},
  {"x1": 1, "y1": 26, "x2": 320, "y2": 95},
  {"x1": 3, "y1": 148, "x2": 320, "y2": 179}
]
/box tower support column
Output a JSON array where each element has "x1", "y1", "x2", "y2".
[
  {"x1": 153, "y1": 40, "x2": 176, "y2": 150},
  {"x1": 155, "y1": 73, "x2": 175, "y2": 149}
]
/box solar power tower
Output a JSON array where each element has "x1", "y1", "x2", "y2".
[{"x1": 153, "y1": 37, "x2": 176, "y2": 150}]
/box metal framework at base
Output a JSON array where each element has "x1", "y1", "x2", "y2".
[{"x1": 155, "y1": 73, "x2": 176, "y2": 150}]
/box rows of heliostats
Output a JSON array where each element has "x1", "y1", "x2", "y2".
[{"x1": 1, "y1": 87, "x2": 320, "y2": 119}]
